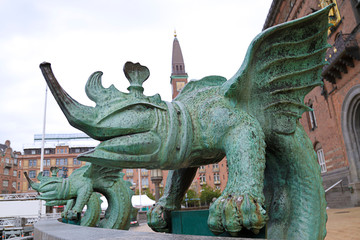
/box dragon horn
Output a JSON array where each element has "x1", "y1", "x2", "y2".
[
  {"x1": 24, "y1": 172, "x2": 40, "y2": 191},
  {"x1": 39, "y1": 62, "x2": 96, "y2": 133}
]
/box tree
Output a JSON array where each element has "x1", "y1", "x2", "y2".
[
  {"x1": 200, "y1": 184, "x2": 221, "y2": 206},
  {"x1": 143, "y1": 188, "x2": 155, "y2": 200},
  {"x1": 182, "y1": 189, "x2": 200, "y2": 207}
]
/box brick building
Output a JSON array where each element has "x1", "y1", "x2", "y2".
[
  {"x1": 17, "y1": 134, "x2": 97, "y2": 193},
  {"x1": 264, "y1": 0, "x2": 360, "y2": 207},
  {"x1": 0, "y1": 140, "x2": 19, "y2": 194}
]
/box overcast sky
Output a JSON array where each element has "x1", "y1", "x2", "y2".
[{"x1": 0, "y1": 0, "x2": 273, "y2": 152}]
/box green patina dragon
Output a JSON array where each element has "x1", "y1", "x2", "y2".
[
  {"x1": 35, "y1": 6, "x2": 332, "y2": 239},
  {"x1": 25, "y1": 164, "x2": 133, "y2": 229}
]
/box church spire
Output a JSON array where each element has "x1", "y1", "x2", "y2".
[{"x1": 170, "y1": 32, "x2": 188, "y2": 99}]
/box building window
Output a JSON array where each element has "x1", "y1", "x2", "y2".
[
  {"x1": 45, "y1": 149, "x2": 50, "y2": 154},
  {"x1": 43, "y1": 159, "x2": 51, "y2": 166},
  {"x1": 18, "y1": 171, "x2": 21, "y2": 178},
  {"x1": 141, "y1": 177, "x2": 149, "y2": 188},
  {"x1": 75, "y1": 148, "x2": 80, "y2": 153},
  {"x1": 28, "y1": 170, "x2": 36, "y2": 178},
  {"x1": 43, "y1": 170, "x2": 50, "y2": 177},
  {"x1": 200, "y1": 174, "x2": 206, "y2": 185},
  {"x1": 141, "y1": 169, "x2": 148, "y2": 176},
  {"x1": 214, "y1": 173, "x2": 220, "y2": 184},
  {"x1": 12, "y1": 182, "x2": 16, "y2": 189},
  {"x1": 3, "y1": 180, "x2": 8, "y2": 187},
  {"x1": 14, "y1": 158, "x2": 17, "y2": 165},
  {"x1": 73, "y1": 158, "x2": 81, "y2": 165},
  {"x1": 19, "y1": 160, "x2": 21, "y2": 167},
  {"x1": 212, "y1": 163, "x2": 219, "y2": 172},
  {"x1": 126, "y1": 169, "x2": 134, "y2": 177},
  {"x1": 31, "y1": 150, "x2": 36, "y2": 155},
  {"x1": 4, "y1": 168, "x2": 9, "y2": 175},
  {"x1": 309, "y1": 104, "x2": 317, "y2": 130},
  {"x1": 5, "y1": 158, "x2": 9, "y2": 163},
  {"x1": 317, "y1": 149, "x2": 327, "y2": 173},
  {"x1": 29, "y1": 159, "x2": 37, "y2": 167},
  {"x1": 13, "y1": 170, "x2": 17, "y2": 177},
  {"x1": 56, "y1": 158, "x2": 68, "y2": 166},
  {"x1": 17, "y1": 182, "x2": 20, "y2": 190}
]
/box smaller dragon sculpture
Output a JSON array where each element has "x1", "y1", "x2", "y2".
[{"x1": 25, "y1": 163, "x2": 133, "y2": 230}]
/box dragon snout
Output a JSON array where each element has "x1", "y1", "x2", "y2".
[{"x1": 24, "y1": 172, "x2": 41, "y2": 191}]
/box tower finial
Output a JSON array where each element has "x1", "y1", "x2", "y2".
[{"x1": 174, "y1": 30, "x2": 177, "y2": 38}]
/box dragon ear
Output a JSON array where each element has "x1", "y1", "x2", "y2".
[{"x1": 222, "y1": 5, "x2": 332, "y2": 134}]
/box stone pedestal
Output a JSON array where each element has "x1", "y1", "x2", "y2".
[{"x1": 34, "y1": 219, "x2": 256, "y2": 240}]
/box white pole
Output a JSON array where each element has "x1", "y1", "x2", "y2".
[
  {"x1": 39, "y1": 85, "x2": 48, "y2": 218},
  {"x1": 138, "y1": 169, "x2": 142, "y2": 206},
  {"x1": 40, "y1": 86, "x2": 47, "y2": 173}
]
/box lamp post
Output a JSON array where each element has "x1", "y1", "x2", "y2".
[{"x1": 150, "y1": 169, "x2": 163, "y2": 202}]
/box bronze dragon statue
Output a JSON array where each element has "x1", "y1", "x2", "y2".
[{"x1": 37, "y1": 6, "x2": 332, "y2": 239}]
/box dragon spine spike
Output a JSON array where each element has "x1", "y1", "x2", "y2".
[{"x1": 85, "y1": 71, "x2": 105, "y2": 102}]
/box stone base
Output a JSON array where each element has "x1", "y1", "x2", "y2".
[{"x1": 34, "y1": 219, "x2": 255, "y2": 240}]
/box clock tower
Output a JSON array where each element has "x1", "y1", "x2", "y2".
[{"x1": 170, "y1": 32, "x2": 188, "y2": 99}]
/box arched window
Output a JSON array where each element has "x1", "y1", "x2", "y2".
[{"x1": 315, "y1": 142, "x2": 327, "y2": 173}]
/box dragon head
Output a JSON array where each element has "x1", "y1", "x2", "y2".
[
  {"x1": 24, "y1": 168, "x2": 64, "y2": 201},
  {"x1": 40, "y1": 62, "x2": 167, "y2": 168}
]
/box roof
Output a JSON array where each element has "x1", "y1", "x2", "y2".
[
  {"x1": 263, "y1": 0, "x2": 282, "y2": 30},
  {"x1": 23, "y1": 133, "x2": 99, "y2": 150}
]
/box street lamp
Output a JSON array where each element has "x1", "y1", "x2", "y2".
[{"x1": 150, "y1": 169, "x2": 163, "y2": 202}]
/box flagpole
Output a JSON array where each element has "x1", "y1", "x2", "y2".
[{"x1": 39, "y1": 85, "x2": 48, "y2": 218}]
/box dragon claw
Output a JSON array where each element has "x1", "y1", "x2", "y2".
[
  {"x1": 147, "y1": 204, "x2": 171, "y2": 233},
  {"x1": 208, "y1": 193, "x2": 267, "y2": 236}
]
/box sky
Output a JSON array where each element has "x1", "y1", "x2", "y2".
[{"x1": 0, "y1": 0, "x2": 273, "y2": 152}]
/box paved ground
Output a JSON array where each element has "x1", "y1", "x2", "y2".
[
  {"x1": 326, "y1": 207, "x2": 360, "y2": 240},
  {"x1": 130, "y1": 207, "x2": 360, "y2": 239}
]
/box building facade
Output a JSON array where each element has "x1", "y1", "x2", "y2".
[
  {"x1": 264, "y1": 0, "x2": 360, "y2": 207},
  {"x1": 0, "y1": 140, "x2": 19, "y2": 194}
]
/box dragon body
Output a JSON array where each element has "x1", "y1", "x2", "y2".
[{"x1": 38, "y1": 6, "x2": 332, "y2": 239}]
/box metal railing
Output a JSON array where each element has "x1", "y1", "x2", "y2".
[
  {"x1": 325, "y1": 179, "x2": 343, "y2": 193},
  {"x1": 0, "y1": 193, "x2": 38, "y2": 201}
]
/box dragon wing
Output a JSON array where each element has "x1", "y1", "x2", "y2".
[{"x1": 221, "y1": 5, "x2": 332, "y2": 135}]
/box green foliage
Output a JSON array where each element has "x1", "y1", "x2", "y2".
[
  {"x1": 182, "y1": 189, "x2": 200, "y2": 207},
  {"x1": 143, "y1": 188, "x2": 155, "y2": 200},
  {"x1": 200, "y1": 184, "x2": 221, "y2": 206}
]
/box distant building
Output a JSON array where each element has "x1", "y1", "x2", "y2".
[
  {"x1": 0, "y1": 140, "x2": 19, "y2": 194},
  {"x1": 264, "y1": 0, "x2": 360, "y2": 207},
  {"x1": 17, "y1": 133, "x2": 97, "y2": 193}
]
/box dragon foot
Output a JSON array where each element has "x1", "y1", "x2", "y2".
[
  {"x1": 147, "y1": 204, "x2": 172, "y2": 233},
  {"x1": 66, "y1": 210, "x2": 81, "y2": 221},
  {"x1": 208, "y1": 193, "x2": 267, "y2": 237}
]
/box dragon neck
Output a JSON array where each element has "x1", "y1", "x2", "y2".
[
  {"x1": 58, "y1": 178, "x2": 71, "y2": 199},
  {"x1": 157, "y1": 101, "x2": 193, "y2": 169}
]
